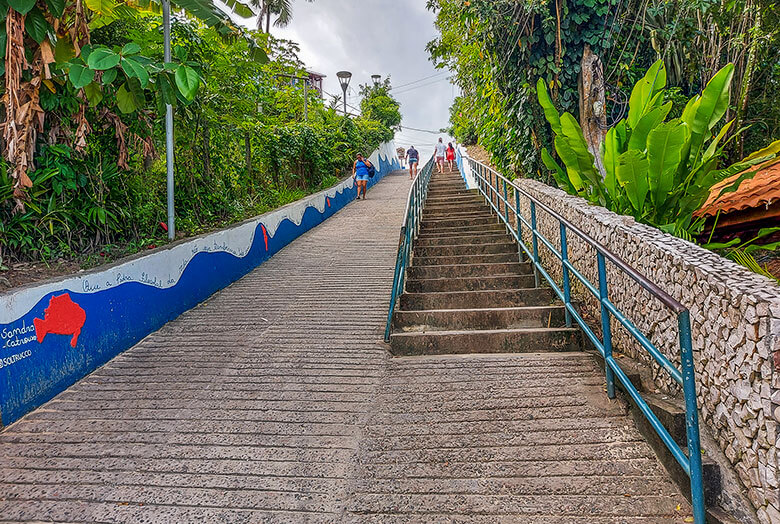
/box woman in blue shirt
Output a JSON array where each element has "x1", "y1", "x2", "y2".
[{"x1": 352, "y1": 153, "x2": 373, "y2": 200}]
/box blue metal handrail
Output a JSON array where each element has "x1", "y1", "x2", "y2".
[
  {"x1": 384, "y1": 156, "x2": 436, "y2": 341},
  {"x1": 461, "y1": 154, "x2": 706, "y2": 523}
]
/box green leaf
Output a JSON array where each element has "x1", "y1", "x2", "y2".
[
  {"x1": 121, "y1": 56, "x2": 149, "y2": 87},
  {"x1": 627, "y1": 102, "x2": 672, "y2": 151},
  {"x1": 84, "y1": 82, "x2": 103, "y2": 106},
  {"x1": 174, "y1": 64, "x2": 200, "y2": 101},
  {"x1": 44, "y1": 0, "x2": 65, "y2": 17},
  {"x1": 702, "y1": 119, "x2": 734, "y2": 163},
  {"x1": 54, "y1": 34, "x2": 76, "y2": 62},
  {"x1": 68, "y1": 63, "x2": 95, "y2": 88},
  {"x1": 541, "y1": 147, "x2": 574, "y2": 193},
  {"x1": 647, "y1": 120, "x2": 689, "y2": 207},
  {"x1": 87, "y1": 47, "x2": 121, "y2": 70},
  {"x1": 615, "y1": 149, "x2": 650, "y2": 214},
  {"x1": 121, "y1": 42, "x2": 141, "y2": 55},
  {"x1": 116, "y1": 79, "x2": 144, "y2": 113},
  {"x1": 602, "y1": 122, "x2": 626, "y2": 201},
  {"x1": 24, "y1": 7, "x2": 50, "y2": 43},
  {"x1": 8, "y1": 0, "x2": 36, "y2": 15},
  {"x1": 536, "y1": 78, "x2": 561, "y2": 136},
  {"x1": 84, "y1": 0, "x2": 117, "y2": 16},
  {"x1": 702, "y1": 238, "x2": 741, "y2": 250},
  {"x1": 101, "y1": 67, "x2": 117, "y2": 84},
  {"x1": 627, "y1": 60, "x2": 666, "y2": 128},
  {"x1": 688, "y1": 63, "x2": 734, "y2": 162},
  {"x1": 157, "y1": 72, "x2": 177, "y2": 105},
  {"x1": 744, "y1": 139, "x2": 780, "y2": 162}
]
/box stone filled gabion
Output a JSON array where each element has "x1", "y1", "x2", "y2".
[{"x1": 514, "y1": 178, "x2": 780, "y2": 523}]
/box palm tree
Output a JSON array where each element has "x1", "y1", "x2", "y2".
[{"x1": 253, "y1": 0, "x2": 314, "y2": 34}]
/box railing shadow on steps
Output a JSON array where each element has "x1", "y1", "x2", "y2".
[
  {"x1": 457, "y1": 153, "x2": 707, "y2": 523},
  {"x1": 384, "y1": 155, "x2": 436, "y2": 342}
]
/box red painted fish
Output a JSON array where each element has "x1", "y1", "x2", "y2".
[
  {"x1": 261, "y1": 224, "x2": 269, "y2": 251},
  {"x1": 34, "y1": 293, "x2": 86, "y2": 348}
]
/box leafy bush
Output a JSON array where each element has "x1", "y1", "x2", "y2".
[{"x1": 538, "y1": 60, "x2": 780, "y2": 235}]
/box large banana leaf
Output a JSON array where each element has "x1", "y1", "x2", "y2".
[
  {"x1": 602, "y1": 125, "x2": 622, "y2": 202},
  {"x1": 541, "y1": 147, "x2": 575, "y2": 194},
  {"x1": 627, "y1": 101, "x2": 672, "y2": 151},
  {"x1": 560, "y1": 113, "x2": 603, "y2": 198},
  {"x1": 647, "y1": 120, "x2": 689, "y2": 207},
  {"x1": 554, "y1": 136, "x2": 587, "y2": 195},
  {"x1": 616, "y1": 149, "x2": 650, "y2": 214},
  {"x1": 686, "y1": 64, "x2": 734, "y2": 163},
  {"x1": 701, "y1": 119, "x2": 734, "y2": 164},
  {"x1": 536, "y1": 78, "x2": 562, "y2": 136},
  {"x1": 627, "y1": 60, "x2": 666, "y2": 128},
  {"x1": 744, "y1": 138, "x2": 780, "y2": 161}
]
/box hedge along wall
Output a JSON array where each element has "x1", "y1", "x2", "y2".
[
  {"x1": 510, "y1": 175, "x2": 780, "y2": 522},
  {"x1": 0, "y1": 141, "x2": 401, "y2": 428}
]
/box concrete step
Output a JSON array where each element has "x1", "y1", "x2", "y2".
[
  {"x1": 407, "y1": 261, "x2": 525, "y2": 280},
  {"x1": 418, "y1": 224, "x2": 507, "y2": 237},
  {"x1": 426, "y1": 189, "x2": 475, "y2": 198},
  {"x1": 416, "y1": 232, "x2": 512, "y2": 247},
  {"x1": 422, "y1": 209, "x2": 493, "y2": 220},
  {"x1": 393, "y1": 306, "x2": 567, "y2": 332},
  {"x1": 422, "y1": 217, "x2": 500, "y2": 230},
  {"x1": 423, "y1": 206, "x2": 487, "y2": 217},
  {"x1": 425, "y1": 194, "x2": 482, "y2": 205},
  {"x1": 400, "y1": 288, "x2": 555, "y2": 310},
  {"x1": 389, "y1": 327, "x2": 582, "y2": 356},
  {"x1": 405, "y1": 274, "x2": 535, "y2": 293},
  {"x1": 414, "y1": 242, "x2": 519, "y2": 257},
  {"x1": 411, "y1": 252, "x2": 519, "y2": 266}
]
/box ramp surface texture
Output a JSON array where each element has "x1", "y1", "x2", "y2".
[{"x1": 0, "y1": 171, "x2": 689, "y2": 522}]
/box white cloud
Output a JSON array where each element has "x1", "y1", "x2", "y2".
[{"x1": 240, "y1": 0, "x2": 455, "y2": 156}]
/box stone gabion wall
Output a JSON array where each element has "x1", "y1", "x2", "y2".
[{"x1": 512, "y1": 178, "x2": 780, "y2": 523}]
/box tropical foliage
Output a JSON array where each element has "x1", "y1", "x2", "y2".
[
  {"x1": 0, "y1": 9, "x2": 398, "y2": 265},
  {"x1": 427, "y1": 0, "x2": 780, "y2": 181},
  {"x1": 359, "y1": 78, "x2": 402, "y2": 131},
  {"x1": 537, "y1": 60, "x2": 780, "y2": 235}
]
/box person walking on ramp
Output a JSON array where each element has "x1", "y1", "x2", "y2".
[
  {"x1": 435, "y1": 138, "x2": 447, "y2": 173},
  {"x1": 353, "y1": 153, "x2": 373, "y2": 200},
  {"x1": 406, "y1": 145, "x2": 419, "y2": 179}
]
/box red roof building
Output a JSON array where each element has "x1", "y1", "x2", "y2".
[{"x1": 696, "y1": 157, "x2": 780, "y2": 241}]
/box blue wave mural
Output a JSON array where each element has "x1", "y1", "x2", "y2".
[{"x1": 0, "y1": 142, "x2": 401, "y2": 426}]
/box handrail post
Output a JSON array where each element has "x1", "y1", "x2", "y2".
[
  {"x1": 597, "y1": 253, "x2": 616, "y2": 399},
  {"x1": 503, "y1": 179, "x2": 509, "y2": 227},
  {"x1": 679, "y1": 310, "x2": 706, "y2": 524},
  {"x1": 515, "y1": 187, "x2": 524, "y2": 262},
  {"x1": 560, "y1": 223, "x2": 572, "y2": 328},
  {"x1": 530, "y1": 201, "x2": 540, "y2": 287}
]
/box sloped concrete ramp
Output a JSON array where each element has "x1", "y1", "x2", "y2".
[{"x1": 0, "y1": 171, "x2": 689, "y2": 522}]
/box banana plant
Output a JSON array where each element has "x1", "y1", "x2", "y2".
[{"x1": 537, "y1": 60, "x2": 780, "y2": 236}]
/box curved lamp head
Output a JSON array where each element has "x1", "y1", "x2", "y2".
[
  {"x1": 337, "y1": 71, "x2": 352, "y2": 91},
  {"x1": 371, "y1": 74, "x2": 381, "y2": 86}
]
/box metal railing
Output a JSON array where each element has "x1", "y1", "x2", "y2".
[
  {"x1": 462, "y1": 154, "x2": 706, "y2": 523},
  {"x1": 384, "y1": 156, "x2": 436, "y2": 341}
]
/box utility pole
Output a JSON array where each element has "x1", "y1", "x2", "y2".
[{"x1": 162, "y1": 0, "x2": 175, "y2": 240}]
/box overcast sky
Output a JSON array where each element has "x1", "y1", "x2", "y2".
[{"x1": 239, "y1": 0, "x2": 456, "y2": 156}]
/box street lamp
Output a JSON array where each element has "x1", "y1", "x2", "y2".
[
  {"x1": 337, "y1": 71, "x2": 352, "y2": 116},
  {"x1": 371, "y1": 74, "x2": 381, "y2": 86}
]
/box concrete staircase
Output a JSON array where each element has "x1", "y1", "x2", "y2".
[{"x1": 390, "y1": 169, "x2": 582, "y2": 356}]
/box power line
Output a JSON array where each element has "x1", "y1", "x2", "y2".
[
  {"x1": 390, "y1": 71, "x2": 451, "y2": 91},
  {"x1": 399, "y1": 125, "x2": 444, "y2": 134},
  {"x1": 392, "y1": 76, "x2": 454, "y2": 96}
]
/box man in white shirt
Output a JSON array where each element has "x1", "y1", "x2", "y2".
[{"x1": 435, "y1": 138, "x2": 447, "y2": 173}]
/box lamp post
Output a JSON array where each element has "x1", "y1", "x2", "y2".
[
  {"x1": 337, "y1": 71, "x2": 352, "y2": 116},
  {"x1": 371, "y1": 74, "x2": 381, "y2": 86},
  {"x1": 162, "y1": 0, "x2": 174, "y2": 240}
]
